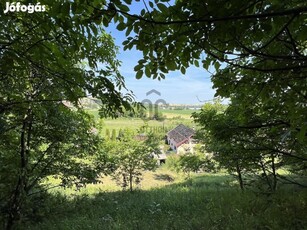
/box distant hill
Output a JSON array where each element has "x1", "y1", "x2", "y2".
[
  {"x1": 73, "y1": 97, "x2": 204, "y2": 110},
  {"x1": 79, "y1": 97, "x2": 101, "y2": 109}
]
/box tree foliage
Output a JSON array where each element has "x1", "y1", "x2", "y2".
[
  {"x1": 177, "y1": 152, "x2": 215, "y2": 178},
  {"x1": 193, "y1": 101, "x2": 305, "y2": 191},
  {"x1": 98, "y1": 130, "x2": 158, "y2": 192},
  {"x1": 0, "y1": 1, "x2": 134, "y2": 228}
]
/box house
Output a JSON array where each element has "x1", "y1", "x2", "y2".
[
  {"x1": 166, "y1": 124, "x2": 195, "y2": 153},
  {"x1": 151, "y1": 147, "x2": 167, "y2": 165}
]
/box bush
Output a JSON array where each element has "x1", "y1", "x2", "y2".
[{"x1": 163, "y1": 154, "x2": 180, "y2": 171}]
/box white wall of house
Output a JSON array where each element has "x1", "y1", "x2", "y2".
[
  {"x1": 177, "y1": 142, "x2": 195, "y2": 154},
  {"x1": 167, "y1": 136, "x2": 194, "y2": 153},
  {"x1": 168, "y1": 138, "x2": 178, "y2": 151}
]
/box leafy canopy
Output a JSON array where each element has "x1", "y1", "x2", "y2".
[{"x1": 0, "y1": 0, "x2": 135, "y2": 228}]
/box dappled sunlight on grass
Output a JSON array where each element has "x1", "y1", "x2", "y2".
[{"x1": 24, "y1": 170, "x2": 307, "y2": 230}]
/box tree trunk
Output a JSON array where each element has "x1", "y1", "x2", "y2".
[
  {"x1": 129, "y1": 171, "x2": 133, "y2": 192},
  {"x1": 6, "y1": 109, "x2": 32, "y2": 230},
  {"x1": 271, "y1": 153, "x2": 277, "y2": 191},
  {"x1": 260, "y1": 160, "x2": 272, "y2": 191},
  {"x1": 235, "y1": 162, "x2": 244, "y2": 191}
]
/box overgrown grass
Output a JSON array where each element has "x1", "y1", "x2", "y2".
[{"x1": 22, "y1": 169, "x2": 307, "y2": 230}]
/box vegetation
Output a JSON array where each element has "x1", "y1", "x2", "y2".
[
  {"x1": 0, "y1": 1, "x2": 133, "y2": 229},
  {"x1": 101, "y1": 0, "x2": 307, "y2": 190},
  {"x1": 97, "y1": 130, "x2": 159, "y2": 192},
  {"x1": 193, "y1": 100, "x2": 307, "y2": 191},
  {"x1": 177, "y1": 153, "x2": 215, "y2": 178},
  {"x1": 16, "y1": 170, "x2": 307, "y2": 230},
  {"x1": 90, "y1": 116, "x2": 194, "y2": 137},
  {"x1": 1, "y1": 0, "x2": 307, "y2": 229}
]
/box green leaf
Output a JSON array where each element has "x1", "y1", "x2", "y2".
[
  {"x1": 194, "y1": 60, "x2": 199, "y2": 67},
  {"x1": 71, "y1": 2, "x2": 77, "y2": 14},
  {"x1": 202, "y1": 59, "x2": 211, "y2": 70},
  {"x1": 167, "y1": 61, "x2": 176, "y2": 70},
  {"x1": 134, "y1": 64, "x2": 142, "y2": 71},
  {"x1": 118, "y1": 4, "x2": 130, "y2": 12},
  {"x1": 62, "y1": 2, "x2": 70, "y2": 14},
  {"x1": 136, "y1": 70, "x2": 143, "y2": 79},
  {"x1": 145, "y1": 66, "x2": 151, "y2": 77},
  {"x1": 180, "y1": 66, "x2": 186, "y2": 75},
  {"x1": 116, "y1": 23, "x2": 126, "y2": 31},
  {"x1": 102, "y1": 16, "x2": 109, "y2": 27},
  {"x1": 214, "y1": 62, "x2": 221, "y2": 71},
  {"x1": 125, "y1": 26, "x2": 133, "y2": 36},
  {"x1": 297, "y1": 124, "x2": 307, "y2": 143},
  {"x1": 157, "y1": 3, "x2": 168, "y2": 12},
  {"x1": 91, "y1": 25, "x2": 98, "y2": 36}
]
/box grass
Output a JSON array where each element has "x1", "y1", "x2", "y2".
[
  {"x1": 90, "y1": 117, "x2": 195, "y2": 133},
  {"x1": 86, "y1": 109, "x2": 195, "y2": 120},
  {"x1": 22, "y1": 168, "x2": 307, "y2": 230},
  {"x1": 47, "y1": 167, "x2": 186, "y2": 195},
  {"x1": 160, "y1": 109, "x2": 195, "y2": 119}
]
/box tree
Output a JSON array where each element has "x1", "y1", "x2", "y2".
[
  {"x1": 105, "y1": 128, "x2": 111, "y2": 139},
  {"x1": 99, "y1": 130, "x2": 158, "y2": 192},
  {"x1": 177, "y1": 153, "x2": 215, "y2": 179},
  {"x1": 193, "y1": 102, "x2": 295, "y2": 191},
  {"x1": 111, "y1": 129, "x2": 117, "y2": 141},
  {"x1": 0, "y1": 1, "x2": 134, "y2": 228},
  {"x1": 152, "y1": 110, "x2": 166, "y2": 121}
]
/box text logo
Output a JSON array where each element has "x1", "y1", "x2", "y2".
[
  {"x1": 4, "y1": 2, "x2": 46, "y2": 14},
  {"x1": 141, "y1": 89, "x2": 167, "y2": 121}
]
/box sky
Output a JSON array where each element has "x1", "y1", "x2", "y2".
[{"x1": 106, "y1": 2, "x2": 218, "y2": 105}]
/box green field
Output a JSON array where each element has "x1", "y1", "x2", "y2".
[
  {"x1": 87, "y1": 108, "x2": 196, "y2": 120},
  {"x1": 86, "y1": 109, "x2": 196, "y2": 133},
  {"x1": 160, "y1": 109, "x2": 195, "y2": 119},
  {"x1": 24, "y1": 168, "x2": 307, "y2": 230},
  {"x1": 103, "y1": 118, "x2": 194, "y2": 132}
]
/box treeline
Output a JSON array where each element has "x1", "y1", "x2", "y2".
[
  {"x1": 104, "y1": 125, "x2": 170, "y2": 140},
  {"x1": 108, "y1": 105, "x2": 166, "y2": 121}
]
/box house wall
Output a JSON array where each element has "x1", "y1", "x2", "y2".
[
  {"x1": 168, "y1": 138, "x2": 178, "y2": 151},
  {"x1": 177, "y1": 142, "x2": 194, "y2": 154},
  {"x1": 167, "y1": 136, "x2": 193, "y2": 153}
]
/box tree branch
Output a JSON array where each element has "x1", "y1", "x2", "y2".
[{"x1": 116, "y1": 6, "x2": 307, "y2": 25}]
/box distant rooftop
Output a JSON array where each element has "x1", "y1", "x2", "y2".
[{"x1": 167, "y1": 124, "x2": 194, "y2": 143}]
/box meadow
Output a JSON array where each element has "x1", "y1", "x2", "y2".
[
  {"x1": 103, "y1": 118, "x2": 194, "y2": 132},
  {"x1": 23, "y1": 167, "x2": 307, "y2": 230},
  {"x1": 159, "y1": 109, "x2": 196, "y2": 119},
  {"x1": 87, "y1": 108, "x2": 196, "y2": 133}
]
